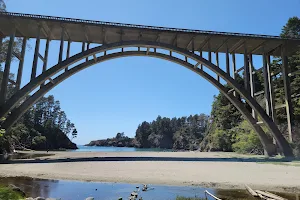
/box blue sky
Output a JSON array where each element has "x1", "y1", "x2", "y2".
[{"x1": 5, "y1": 0, "x2": 300, "y2": 144}]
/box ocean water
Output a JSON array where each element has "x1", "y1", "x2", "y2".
[{"x1": 73, "y1": 145, "x2": 172, "y2": 152}]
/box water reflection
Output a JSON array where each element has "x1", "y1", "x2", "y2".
[
  {"x1": 0, "y1": 152, "x2": 53, "y2": 162},
  {"x1": 0, "y1": 177, "x2": 297, "y2": 200}
]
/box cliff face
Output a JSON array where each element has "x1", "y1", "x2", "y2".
[{"x1": 86, "y1": 137, "x2": 138, "y2": 148}]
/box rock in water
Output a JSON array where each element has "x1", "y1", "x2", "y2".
[
  {"x1": 8, "y1": 184, "x2": 26, "y2": 197},
  {"x1": 35, "y1": 197, "x2": 46, "y2": 200},
  {"x1": 85, "y1": 197, "x2": 94, "y2": 200},
  {"x1": 131, "y1": 191, "x2": 138, "y2": 198}
]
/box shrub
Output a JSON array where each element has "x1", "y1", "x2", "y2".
[
  {"x1": 0, "y1": 186, "x2": 24, "y2": 200},
  {"x1": 231, "y1": 120, "x2": 263, "y2": 154},
  {"x1": 31, "y1": 135, "x2": 47, "y2": 150}
]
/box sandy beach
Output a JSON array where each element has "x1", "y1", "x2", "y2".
[{"x1": 0, "y1": 151, "x2": 300, "y2": 193}]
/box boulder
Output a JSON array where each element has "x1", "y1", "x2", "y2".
[
  {"x1": 85, "y1": 197, "x2": 94, "y2": 200},
  {"x1": 25, "y1": 198, "x2": 34, "y2": 200},
  {"x1": 8, "y1": 184, "x2": 26, "y2": 197},
  {"x1": 35, "y1": 197, "x2": 46, "y2": 200}
]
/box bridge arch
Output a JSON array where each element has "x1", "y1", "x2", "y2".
[{"x1": 0, "y1": 41, "x2": 294, "y2": 157}]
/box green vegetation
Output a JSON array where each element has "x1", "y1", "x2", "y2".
[
  {"x1": 0, "y1": 186, "x2": 24, "y2": 200},
  {"x1": 0, "y1": 1, "x2": 77, "y2": 154},
  {"x1": 135, "y1": 114, "x2": 209, "y2": 150},
  {"x1": 86, "y1": 132, "x2": 137, "y2": 147},
  {"x1": 87, "y1": 114, "x2": 209, "y2": 151},
  {"x1": 200, "y1": 16, "x2": 300, "y2": 156}
]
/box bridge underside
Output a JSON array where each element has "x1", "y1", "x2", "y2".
[{"x1": 0, "y1": 12, "x2": 300, "y2": 157}]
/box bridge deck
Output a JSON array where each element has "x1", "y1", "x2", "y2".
[{"x1": 0, "y1": 12, "x2": 299, "y2": 56}]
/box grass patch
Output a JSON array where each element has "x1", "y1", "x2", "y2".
[
  {"x1": 176, "y1": 196, "x2": 205, "y2": 200},
  {"x1": 0, "y1": 186, "x2": 24, "y2": 200}
]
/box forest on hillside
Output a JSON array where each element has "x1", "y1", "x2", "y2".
[
  {"x1": 200, "y1": 16, "x2": 300, "y2": 156},
  {"x1": 88, "y1": 16, "x2": 300, "y2": 156},
  {"x1": 86, "y1": 114, "x2": 210, "y2": 151},
  {"x1": 0, "y1": 1, "x2": 78, "y2": 154}
]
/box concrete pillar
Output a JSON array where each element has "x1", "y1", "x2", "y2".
[
  {"x1": 65, "y1": 40, "x2": 71, "y2": 72},
  {"x1": 200, "y1": 51, "x2": 203, "y2": 70},
  {"x1": 16, "y1": 37, "x2": 27, "y2": 90},
  {"x1": 226, "y1": 44, "x2": 230, "y2": 76},
  {"x1": 281, "y1": 45, "x2": 293, "y2": 142},
  {"x1": 262, "y1": 51, "x2": 272, "y2": 117},
  {"x1": 266, "y1": 55, "x2": 276, "y2": 122},
  {"x1": 243, "y1": 43, "x2": 250, "y2": 92},
  {"x1": 231, "y1": 53, "x2": 237, "y2": 96},
  {"x1": 86, "y1": 42, "x2": 90, "y2": 62},
  {"x1": 31, "y1": 26, "x2": 41, "y2": 80},
  {"x1": 41, "y1": 39, "x2": 50, "y2": 87},
  {"x1": 215, "y1": 52, "x2": 220, "y2": 82},
  {"x1": 0, "y1": 28, "x2": 15, "y2": 105},
  {"x1": 248, "y1": 54, "x2": 256, "y2": 119},
  {"x1": 58, "y1": 26, "x2": 65, "y2": 63}
]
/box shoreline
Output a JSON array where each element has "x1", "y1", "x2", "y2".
[
  {"x1": 1, "y1": 174, "x2": 299, "y2": 194},
  {"x1": 0, "y1": 151, "x2": 300, "y2": 193}
]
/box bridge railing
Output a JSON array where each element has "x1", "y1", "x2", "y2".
[{"x1": 0, "y1": 11, "x2": 294, "y2": 40}]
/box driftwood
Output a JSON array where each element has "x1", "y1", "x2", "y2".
[
  {"x1": 255, "y1": 190, "x2": 287, "y2": 200},
  {"x1": 245, "y1": 185, "x2": 258, "y2": 197},
  {"x1": 204, "y1": 190, "x2": 222, "y2": 200}
]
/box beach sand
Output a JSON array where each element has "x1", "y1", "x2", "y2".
[{"x1": 0, "y1": 151, "x2": 299, "y2": 193}]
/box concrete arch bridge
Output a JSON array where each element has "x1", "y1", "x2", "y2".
[{"x1": 0, "y1": 12, "x2": 300, "y2": 157}]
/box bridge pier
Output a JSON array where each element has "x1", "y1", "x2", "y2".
[
  {"x1": 16, "y1": 37, "x2": 27, "y2": 90},
  {"x1": 0, "y1": 27, "x2": 15, "y2": 105},
  {"x1": 31, "y1": 26, "x2": 41, "y2": 80},
  {"x1": 281, "y1": 45, "x2": 293, "y2": 143}
]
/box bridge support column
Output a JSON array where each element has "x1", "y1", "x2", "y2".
[
  {"x1": 31, "y1": 26, "x2": 41, "y2": 80},
  {"x1": 248, "y1": 54, "x2": 256, "y2": 119},
  {"x1": 231, "y1": 53, "x2": 237, "y2": 96},
  {"x1": 243, "y1": 43, "x2": 250, "y2": 92},
  {"x1": 16, "y1": 37, "x2": 27, "y2": 90},
  {"x1": 65, "y1": 40, "x2": 71, "y2": 72},
  {"x1": 58, "y1": 26, "x2": 65, "y2": 63},
  {"x1": 266, "y1": 55, "x2": 276, "y2": 121},
  {"x1": 41, "y1": 38, "x2": 50, "y2": 87},
  {"x1": 199, "y1": 51, "x2": 203, "y2": 70},
  {"x1": 215, "y1": 52, "x2": 220, "y2": 82},
  {"x1": 263, "y1": 50, "x2": 273, "y2": 117},
  {"x1": 281, "y1": 45, "x2": 293, "y2": 142},
  {"x1": 0, "y1": 27, "x2": 15, "y2": 105},
  {"x1": 225, "y1": 44, "x2": 230, "y2": 76},
  {"x1": 86, "y1": 42, "x2": 90, "y2": 62}
]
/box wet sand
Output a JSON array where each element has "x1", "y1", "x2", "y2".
[{"x1": 0, "y1": 151, "x2": 300, "y2": 193}]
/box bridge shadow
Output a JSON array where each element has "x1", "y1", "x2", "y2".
[{"x1": 1, "y1": 156, "x2": 298, "y2": 164}]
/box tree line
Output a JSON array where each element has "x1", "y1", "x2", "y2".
[
  {"x1": 0, "y1": 1, "x2": 78, "y2": 154},
  {"x1": 200, "y1": 17, "x2": 300, "y2": 156},
  {"x1": 135, "y1": 114, "x2": 210, "y2": 150}
]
